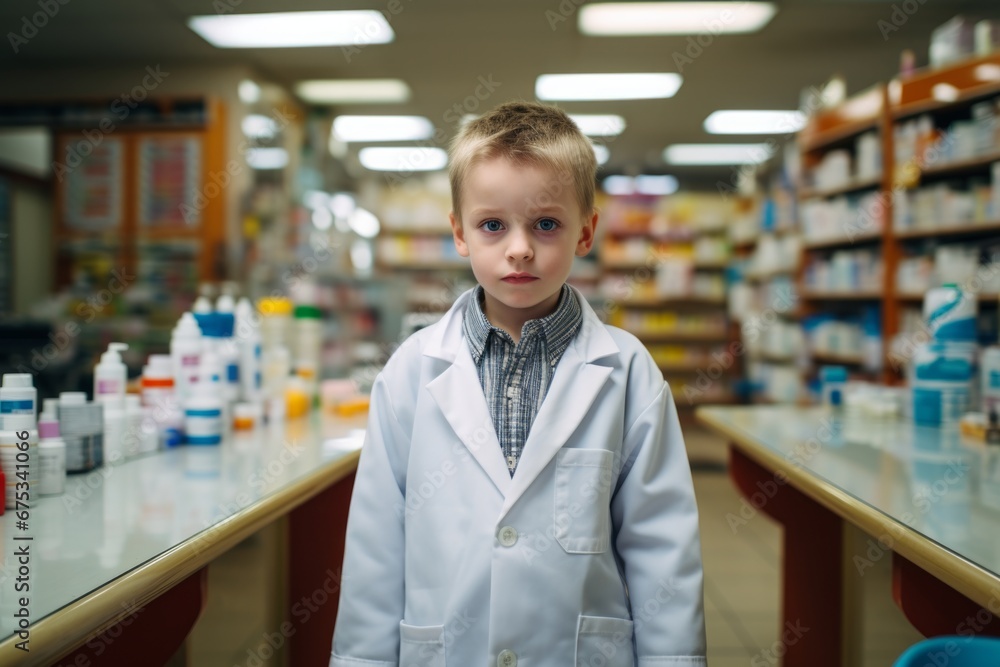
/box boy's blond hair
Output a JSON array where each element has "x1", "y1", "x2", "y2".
[{"x1": 448, "y1": 101, "x2": 597, "y2": 222}]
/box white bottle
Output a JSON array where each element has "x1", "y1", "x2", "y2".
[
  {"x1": 37, "y1": 399, "x2": 66, "y2": 496},
  {"x1": 1, "y1": 415, "x2": 38, "y2": 509},
  {"x1": 141, "y1": 354, "x2": 175, "y2": 408},
  {"x1": 172, "y1": 313, "x2": 203, "y2": 406},
  {"x1": 216, "y1": 294, "x2": 241, "y2": 405},
  {"x1": 123, "y1": 395, "x2": 143, "y2": 459},
  {"x1": 261, "y1": 344, "x2": 290, "y2": 423},
  {"x1": 0, "y1": 373, "x2": 37, "y2": 420},
  {"x1": 102, "y1": 397, "x2": 126, "y2": 466},
  {"x1": 235, "y1": 298, "x2": 263, "y2": 404},
  {"x1": 185, "y1": 352, "x2": 224, "y2": 446},
  {"x1": 94, "y1": 343, "x2": 129, "y2": 404}
]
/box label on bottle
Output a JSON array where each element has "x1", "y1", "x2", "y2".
[
  {"x1": 97, "y1": 379, "x2": 121, "y2": 395},
  {"x1": 0, "y1": 399, "x2": 33, "y2": 415}
]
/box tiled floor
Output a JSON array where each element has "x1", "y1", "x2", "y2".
[{"x1": 180, "y1": 426, "x2": 923, "y2": 666}]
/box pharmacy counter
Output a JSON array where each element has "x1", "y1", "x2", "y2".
[
  {"x1": 697, "y1": 405, "x2": 1000, "y2": 667},
  {"x1": 0, "y1": 413, "x2": 365, "y2": 666}
]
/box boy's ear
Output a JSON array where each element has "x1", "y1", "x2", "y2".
[
  {"x1": 575, "y1": 210, "x2": 599, "y2": 257},
  {"x1": 450, "y1": 211, "x2": 470, "y2": 257}
]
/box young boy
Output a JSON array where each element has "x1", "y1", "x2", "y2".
[{"x1": 331, "y1": 101, "x2": 706, "y2": 666}]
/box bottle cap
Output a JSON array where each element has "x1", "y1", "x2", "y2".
[
  {"x1": 193, "y1": 296, "x2": 213, "y2": 314},
  {"x1": 216, "y1": 294, "x2": 235, "y2": 313},
  {"x1": 1, "y1": 374, "x2": 33, "y2": 388},
  {"x1": 147, "y1": 355, "x2": 174, "y2": 376},
  {"x1": 294, "y1": 305, "x2": 322, "y2": 319},
  {"x1": 100, "y1": 342, "x2": 129, "y2": 364},
  {"x1": 59, "y1": 392, "x2": 87, "y2": 405}
]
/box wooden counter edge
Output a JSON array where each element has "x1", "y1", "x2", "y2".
[
  {"x1": 695, "y1": 406, "x2": 1000, "y2": 613},
  {"x1": 0, "y1": 450, "x2": 361, "y2": 667}
]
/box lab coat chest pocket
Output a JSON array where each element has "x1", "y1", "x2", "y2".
[
  {"x1": 576, "y1": 615, "x2": 635, "y2": 667},
  {"x1": 555, "y1": 449, "x2": 614, "y2": 554},
  {"x1": 399, "y1": 621, "x2": 445, "y2": 667}
]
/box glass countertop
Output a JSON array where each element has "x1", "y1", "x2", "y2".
[
  {"x1": 699, "y1": 405, "x2": 1000, "y2": 581},
  {"x1": 0, "y1": 412, "x2": 366, "y2": 645}
]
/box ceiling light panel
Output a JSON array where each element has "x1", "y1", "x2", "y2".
[
  {"x1": 663, "y1": 143, "x2": 774, "y2": 165},
  {"x1": 704, "y1": 110, "x2": 805, "y2": 135},
  {"x1": 536, "y1": 73, "x2": 682, "y2": 101},
  {"x1": 188, "y1": 11, "x2": 393, "y2": 48},
  {"x1": 333, "y1": 116, "x2": 434, "y2": 142},
  {"x1": 570, "y1": 114, "x2": 626, "y2": 137},
  {"x1": 296, "y1": 80, "x2": 411, "y2": 104},
  {"x1": 358, "y1": 147, "x2": 448, "y2": 172},
  {"x1": 579, "y1": 2, "x2": 777, "y2": 35}
]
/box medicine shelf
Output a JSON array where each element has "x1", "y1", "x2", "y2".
[
  {"x1": 894, "y1": 221, "x2": 1000, "y2": 240},
  {"x1": 799, "y1": 117, "x2": 880, "y2": 153},
  {"x1": 811, "y1": 350, "x2": 866, "y2": 366},
  {"x1": 891, "y1": 53, "x2": 1000, "y2": 120},
  {"x1": 916, "y1": 150, "x2": 1000, "y2": 180},
  {"x1": 375, "y1": 261, "x2": 471, "y2": 271},
  {"x1": 753, "y1": 351, "x2": 799, "y2": 364},
  {"x1": 616, "y1": 295, "x2": 727, "y2": 307},
  {"x1": 800, "y1": 290, "x2": 882, "y2": 301},
  {"x1": 694, "y1": 260, "x2": 730, "y2": 270},
  {"x1": 744, "y1": 267, "x2": 797, "y2": 282},
  {"x1": 657, "y1": 363, "x2": 738, "y2": 374},
  {"x1": 633, "y1": 331, "x2": 730, "y2": 344},
  {"x1": 897, "y1": 292, "x2": 1000, "y2": 303},
  {"x1": 798, "y1": 176, "x2": 883, "y2": 200},
  {"x1": 802, "y1": 230, "x2": 883, "y2": 250},
  {"x1": 380, "y1": 227, "x2": 454, "y2": 236}
]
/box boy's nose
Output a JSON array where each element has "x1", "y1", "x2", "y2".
[{"x1": 505, "y1": 228, "x2": 533, "y2": 262}]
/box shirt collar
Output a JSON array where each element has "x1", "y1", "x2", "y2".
[{"x1": 462, "y1": 283, "x2": 582, "y2": 364}]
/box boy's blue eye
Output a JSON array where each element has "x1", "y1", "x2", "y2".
[
  {"x1": 537, "y1": 218, "x2": 558, "y2": 231},
  {"x1": 483, "y1": 219, "x2": 503, "y2": 232}
]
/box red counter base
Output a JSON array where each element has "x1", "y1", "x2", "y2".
[
  {"x1": 893, "y1": 553, "x2": 1000, "y2": 638},
  {"x1": 54, "y1": 567, "x2": 208, "y2": 667},
  {"x1": 287, "y1": 471, "x2": 356, "y2": 667},
  {"x1": 729, "y1": 445, "x2": 843, "y2": 667}
]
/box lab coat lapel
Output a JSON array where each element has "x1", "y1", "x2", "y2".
[
  {"x1": 424, "y1": 294, "x2": 512, "y2": 498},
  {"x1": 500, "y1": 302, "x2": 616, "y2": 516}
]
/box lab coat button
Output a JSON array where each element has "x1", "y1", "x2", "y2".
[
  {"x1": 498, "y1": 525, "x2": 518, "y2": 547},
  {"x1": 497, "y1": 649, "x2": 517, "y2": 667}
]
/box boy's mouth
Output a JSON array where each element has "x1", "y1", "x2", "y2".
[{"x1": 501, "y1": 273, "x2": 539, "y2": 284}]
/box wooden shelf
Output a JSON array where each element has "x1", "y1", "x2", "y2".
[
  {"x1": 601, "y1": 260, "x2": 658, "y2": 270},
  {"x1": 754, "y1": 351, "x2": 799, "y2": 364},
  {"x1": 745, "y1": 267, "x2": 797, "y2": 282},
  {"x1": 694, "y1": 260, "x2": 730, "y2": 270},
  {"x1": 381, "y1": 227, "x2": 453, "y2": 236},
  {"x1": 898, "y1": 292, "x2": 999, "y2": 303},
  {"x1": 799, "y1": 176, "x2": 882, "y2": 200},
  {"x1": 604, "y1": 229, "x2": 694, "y2": 242},
  {"x1": 376, "y1": 261, "x2": 471, "y2": 271},
  {"x1": 811, "y1": 350, "x2": 866, "y2": 365},
  {"x1": 800, "y1": 117, "x2": 880, "y2": 153},
  {"x1": 800, "y1": 290, "x2": 882, "y2": 301},
  {"x1": 894, "y1": 221, "x2": 1000, "y2": 240},
  {"x1": 657, "y1": 362, "x2": 736, "y2": 374},
  {"x1": 634, "y1": 331, "x2": 729, "y2": 344},
  {"x1": 803, "y1": 230, "x2": 883, "y2": 250},
  {"x1": 616, "y1": 295, "x2": 727, "y2": 307},
  {"x1": 918, "y1": 150, "x2": 1000, "y2": 179},
  {"x1": 892, "y1": 53, "x2": 1000, "y2": 120}
]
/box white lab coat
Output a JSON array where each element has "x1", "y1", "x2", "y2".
[{"x1": 330, "y1": 287, "x2": 706, "y2": 667}]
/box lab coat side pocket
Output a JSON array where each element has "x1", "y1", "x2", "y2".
[
  {"x1": 399, "y1": 621, "x2": 446, "y2": 667},
  {"x1": 575, "y1": 614, "x2": 635, "y2": 667},
  {"x1": 555, "y1": 449, "x2": 614, "y2": 554}
]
